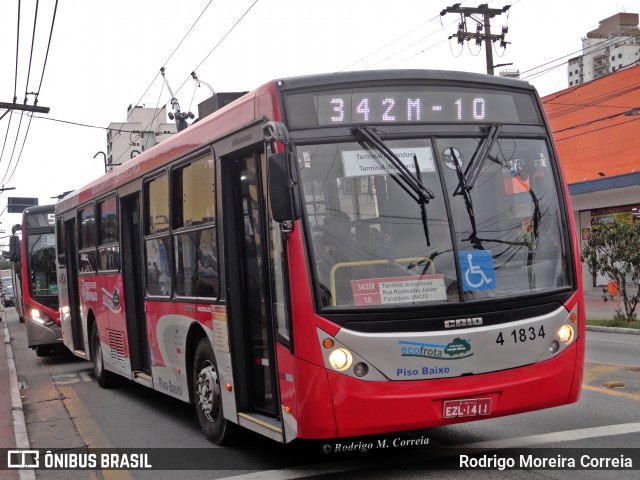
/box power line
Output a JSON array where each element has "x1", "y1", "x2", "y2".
[
  {"x1": 545, "y1": 80, "x2": 640, "y2": 119},
  {"x1": 554, "y1": 116, "x2": 640, "y2": 141},
  {"x1": 29, "y1": 114, "x2": 136, "y2": 132},
  {"x1": 34, "y1": 0, "x2": 59, "y2": 100},
  {"x1": 113, "y1": 0, "x2": 262, "y2": 168},
  {"x1": 0, "y1": 113, "x2": 26, "y2": 186},
  {"x1": 552, "y1": 108, "x2": 640, "y2": 134},
  {"x1": 523, "y1": 30, "x2": 640, "y2": 83},
  {"x1": 108, "y1": 0, "x2": 215, "y2": 148},
  {"x1": 23, "y1": 0, "x2": 40, "y2": 104},
  {"x1": 339, "y1": 12, "x2": 446, "y2": 72},
  {"x1": 365, "y1": 19, "x2": 457, "y2": 70},
  {"x1": 5, "y1": 114, "x2": 35, "y2": 184},
  {"x1": 176, "y1": 0, "x2": 261, "y2": 94},
  {"x1": 13, "y1": 0, "x2": 21, "y2": 104}
]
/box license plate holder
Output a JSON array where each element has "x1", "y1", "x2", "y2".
[{"x1": 443, "y1": 398, "x2": 492, "y2": 418}]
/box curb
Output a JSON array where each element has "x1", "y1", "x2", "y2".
[{"x1": 586, "y1": 325, "x2": 640, "y2": 335}]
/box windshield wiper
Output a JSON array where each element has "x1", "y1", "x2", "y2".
[
  {"x1": 450, "y1": 124, "x2": 502, "y2": 246},
  {"x1": 355, "y1": 126, "x2": 435, "y2": 247},
  {"x1": 455, "y1": 123, "x2": 502, "y2": 194},
  {"x1": 355, "y1": 126, "x2": 435, "y2": 204}
]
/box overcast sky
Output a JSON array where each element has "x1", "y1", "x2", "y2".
[{"x1": 0, "y1": 0, "x2": 638, "y2": 233}]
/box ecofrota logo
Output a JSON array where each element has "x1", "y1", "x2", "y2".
[{"x1": 7, "y1": 450, "x2": 39, "y2": 468}]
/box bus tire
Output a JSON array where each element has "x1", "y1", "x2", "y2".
[
  {"x1": 35, "y1": 345, "x2": 50, "y2": 357},
  {"x1": 91, "y1": 322, "x2": 118, "y2": 388},
  {"x1": 192, "y1": 337, "x2": 235, "y2": 444}
]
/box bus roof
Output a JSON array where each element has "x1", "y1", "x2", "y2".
[
  {"x1": 23, "y1": 204, "x2": 55, "y2": 215},
  {"x1": 274, "y1": 69, "x2": 535, "y2": 93},
  {"x1": 56, "y1": 81, "x2": 280, "y2": 213},
  {"x1": 56, "y1": 69, "x2": 535, "y2": 213}
]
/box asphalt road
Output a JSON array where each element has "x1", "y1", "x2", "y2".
[{"x1": 6, "y1": 308, "x2": 640, "y2": 480}]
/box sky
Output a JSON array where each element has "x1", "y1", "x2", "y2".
[{"x1": 0, "y1": 0, "x2": 639, "y2": 238}]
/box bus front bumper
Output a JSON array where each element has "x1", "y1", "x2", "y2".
[
  {"x1": 324, "y1": 342, "x2": 581, "y2": 439},
  {"x1": 25, "y1": 320, "x2": 62, "y2": 349}
]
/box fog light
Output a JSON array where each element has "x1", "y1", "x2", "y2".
[
  {"x1": 549, "y1": 340, "x2": 560, "y2": 354},
  {"x1": 329, "y1": 348, "x2": 353, "y2": 371},
  {"x1": 558, "y1": 324, "x2": 574, "y2": 343},
  {"x1": 353, "y1": 362, "x2": 369, "y2": 377}
]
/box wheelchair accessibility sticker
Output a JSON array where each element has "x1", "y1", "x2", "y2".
[{"x1": 459, "y1": 250, "x2": 496, "y2": 291}]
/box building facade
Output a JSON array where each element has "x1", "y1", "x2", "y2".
[
  {"x1": 106, "y1": 105, "x2": 177, "y2": 171},
  {"x1": 567, "y1": 12, "x2": 640, "y2": 87},
  {"x1": 543, "y1": 65, "x2": 640, "y2": 293}
]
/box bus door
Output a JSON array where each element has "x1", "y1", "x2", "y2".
[
  {"x1": 223, "y1": 151, "x2": 279, "y2": 419},
  {"x1": 63, "y1": 218, "x2": 84, "y2": 352},
  {"x1": 120, "y1": 193, "x2": 151, "y2": 375}
]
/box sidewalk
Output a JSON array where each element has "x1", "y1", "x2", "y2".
[
  {"x1": 583, "y1": 289, "x2": 623, "y2": 321},
  {"x1": 1, "y1": 310, "x2": 22, "y2": 480}
]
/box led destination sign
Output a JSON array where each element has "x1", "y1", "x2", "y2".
[{"x1": 285, "y1": 87, "x2": 539, "y2": 127}]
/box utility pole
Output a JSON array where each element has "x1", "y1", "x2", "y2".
[
  {"x1": 440, "y1": 3, "x2": 511, "y2": 75},
  {"x1": 0, "y1": 102, "x2": 50, "y2": 122}
]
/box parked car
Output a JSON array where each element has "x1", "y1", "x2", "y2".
[
  {"x1": 2, "y1": 285, "x2": 14, "y2": 307},
  {"x1": 1, "y1": 277, "x2": 12, "y2": 293}
]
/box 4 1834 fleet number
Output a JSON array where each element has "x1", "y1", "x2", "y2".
[{"x1": 496, "y1": 326, "x2": 546, "y2": 346}]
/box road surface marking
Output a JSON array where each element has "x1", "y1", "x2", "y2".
[
  {"x1": 583, "y1": 384, "x2": 640, "y2": 401},
  {"x1": 220, "y1": 422, "x2": 640, "y2": 480},
  {"x1": 59, "y1": 384, "x2": 133, "y2": 480}
]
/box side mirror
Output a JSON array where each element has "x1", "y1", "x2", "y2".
[
  {"x1": 268, "y1": 152, "x2": 301, "y2": 224},
  {"x1": 9, "y1": 236, "x2": 20, "y2": 263}
]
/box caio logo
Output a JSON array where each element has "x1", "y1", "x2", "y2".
[{"x1": 444, "y1": 317, "x2": 483, "y2": 329}]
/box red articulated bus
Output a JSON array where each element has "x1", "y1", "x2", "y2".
[
  {"x1": 9, "y1": 205, "x2": 61, "y2": 356},
  {"x1": 55, "y1": 69, "x2": 584, "y2": 444}
]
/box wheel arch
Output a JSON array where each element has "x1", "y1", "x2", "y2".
[
  {"x1": 85, "y1": 308, "x2": 97, "y2": 361},
  {"x1": 186, "y1": 322, "x2": 208, "y2": 406}
]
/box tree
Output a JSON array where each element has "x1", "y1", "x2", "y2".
[{"x1": 581, "y1": 222, "x2": 640, "y2": 321}]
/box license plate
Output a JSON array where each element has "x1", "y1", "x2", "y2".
[{"x1": 443, "y1": 398, "x2": 492, "y2": 418}]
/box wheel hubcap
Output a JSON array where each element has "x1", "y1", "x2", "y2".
[{"x1": 197, "y1": 361, "x2": 220, "y2": 423}]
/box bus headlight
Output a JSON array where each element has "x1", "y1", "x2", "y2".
[
  {"x1": 558, "y1": 324, "x2": 574, "y2": 344},
  {"x1": 328, "y1": 348, "x2": 353, "y2": 371},
  {"x1": 31, "y1": 309, "x2": 53, "y2": 326}
]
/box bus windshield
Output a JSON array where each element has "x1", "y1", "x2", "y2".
[
  {"x1": 298, "y1": 135, "x2": 570, "y2": 308},
  {"x1": 27, "y1": 233, "x2": 58, "y2": 297}
]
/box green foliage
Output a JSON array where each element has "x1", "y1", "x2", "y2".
[
  {"x1": 0, "y1": 259, "x2": 11, "y2": 270},
  {"x1": 581, "y1": 222, "x2": 640, "y2": 322}
]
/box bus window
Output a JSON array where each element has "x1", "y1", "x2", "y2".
[
  {"x1": 146, "y1": 237, "x2": 171, "y2": 296},
  {"x1": 171, "y1": 154, "x2": 218, "y2": 298},
  {"x1": 145, "y1": 174, "x2": 171, "y2": 296},
  {"x1": 298, "y1": 139, "x2": 457, "y2": 307},
  {"x1": 173, "y1": 229, "x2": 218, "y2": 298},
  {"x1": 147, "y1": 174, "x2": 169, "y2": 235},
  {"x1": 78, "y1": 205, "x2": 97, "y2": 273},
  {"x1": 436, "y1": 138, "x2": 569, "y2": 299},
  {"x1": 172, "y1": 154, "x2": 216, "y2": 228},
  {"x1": 98, "y1": 196, "x2": 120, "y2": 271}
]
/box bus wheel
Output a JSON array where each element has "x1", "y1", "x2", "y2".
[
  {"x1": 91, "y1": 323, "x2": 117, "y2": 388},
  {"x1": 193, "y1": 338, "x2": 235, "y2": 444},
  {"x1": 35, "y1": 345, "x2": 50, "y2": 357}
]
